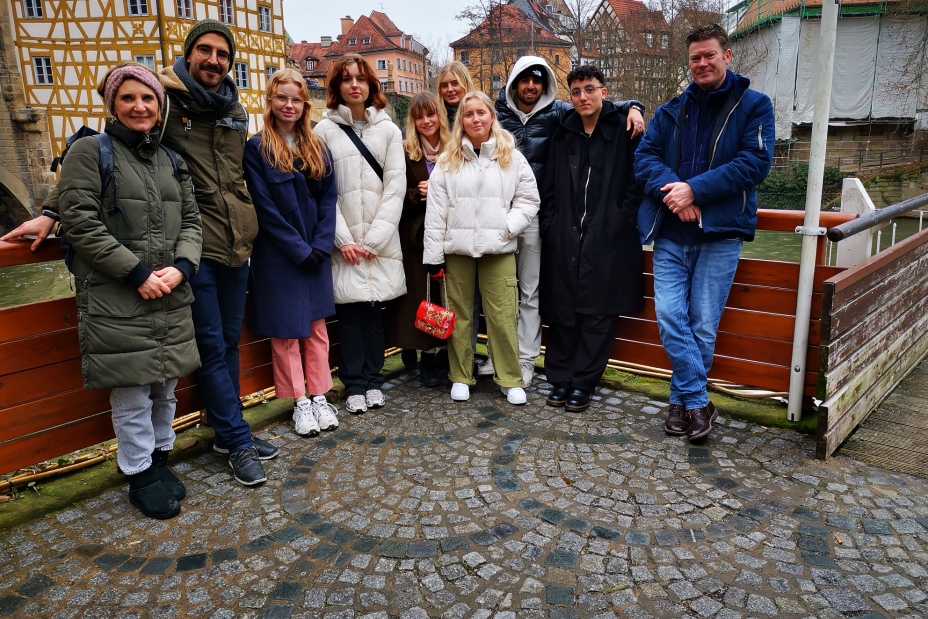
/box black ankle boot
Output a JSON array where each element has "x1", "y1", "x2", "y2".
[
  {"x1": 151, "y1": 449, "x2": 186, "y2": 501},
  {"x1": 127, "y1": 464, "x2": 180, "y2": 520},
  {"x1": 401, "y1": 349, "x2": 418, "y2": 368},
  {"x1": 419, "y1": 352, "x2": 440, "y2": 387}
]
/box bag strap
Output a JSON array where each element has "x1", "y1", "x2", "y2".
[
  {"x1": 338, "y1": 123, "x2": 384, "y2": 181},
  {"x1": 426, "y1": 275, "x2": 448, "y2": 308}
]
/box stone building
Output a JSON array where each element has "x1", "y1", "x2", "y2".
[{"x1": 0, "y1": 0, "x2": 288, "y2": 229}]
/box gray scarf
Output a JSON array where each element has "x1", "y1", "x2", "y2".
[{"x1": 172, "y1": 56, "x2": 239, "y2": 115}]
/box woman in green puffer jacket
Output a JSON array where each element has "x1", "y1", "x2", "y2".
[{"x1": 59, "y1": 63, "x2": 202, "y2": 521}]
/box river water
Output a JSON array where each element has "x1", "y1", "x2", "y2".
[{"x1": 0, "y1": 217, "x2": 924, "y2": 310}]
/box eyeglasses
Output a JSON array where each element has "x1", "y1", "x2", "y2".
[
  {"x1": 193, "y1": 44, "x2": 230, "y2": 65},
  {"x1": 271, "y1": 94, "x2": 307, "y2": 106},
  {"x1": 569, "y1": 84, "x2": 604, "y2": 98}
]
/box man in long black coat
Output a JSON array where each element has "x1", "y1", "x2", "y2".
[{"x1": 539, "y1": 65, "x2": 644, "y2": 413}]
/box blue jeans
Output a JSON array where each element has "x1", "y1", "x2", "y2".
[
  {"x1": 652, "y1": 237, "x2": 742, "y2": 410},
  {"x1": 189, "y1": 259, "x2": 252, "y2": 454}
]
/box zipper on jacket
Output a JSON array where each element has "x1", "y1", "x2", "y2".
[
  {"x1": 580, "y1": 166, "x2": 592, "y2": 238},
  {"x1": 709, "y1": 91, "x2": 746, "y2": 169}
]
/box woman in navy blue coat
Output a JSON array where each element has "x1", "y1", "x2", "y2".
[{"x1": 244, "y1": 68, "x2": 339, "y2": 437}]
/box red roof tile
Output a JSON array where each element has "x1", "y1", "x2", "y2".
[
  {"x1": 451, "y1": 3, "x2": 571, "y2": 48},
  {"x1": 369, "y1": 11, "x2": 403, "y2": 37},
  {"x1": 289, "y1": 42, "x2": 329, "y2": 78}
]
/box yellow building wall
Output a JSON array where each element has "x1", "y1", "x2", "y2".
[
  {"x1": 9, "y1": 0, "x2": 289, "y2": 156},
  {"x1": 456, "y1": 45, "x2": 572, "y2": 101}
]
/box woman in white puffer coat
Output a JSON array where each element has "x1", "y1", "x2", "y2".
[
  {"x1": 313, "y1": 54, "x2": 406, "y2": 415},
  {"x1": 423, "y1": 91, "x2": 539, "y2": 405}
]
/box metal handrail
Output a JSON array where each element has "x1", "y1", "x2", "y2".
[{"x1": 827, "y1": 193, "x2": 928, "y2": 242}]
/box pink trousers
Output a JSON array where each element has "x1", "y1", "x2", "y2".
[{"x1": 270, "y1": 319, "x2": 334, "y2": 398}]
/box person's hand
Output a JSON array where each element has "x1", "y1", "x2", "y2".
[
  {"x1": 300, "y1": 248, "x2": 328, "y2": 270},
  {"x1": 417, "y1": 180, "x2": 429, "y2": 199},
  {"x1": 339, "y1": 244, "x2": 363, "y2": 265},
  {"x1": 675, "y1": 205, "x2": 701, "y2": 224},
  {"x1": 0, "y1": 216, "x2": 56, "y2": 251},
  {"x1": 153, "y1": 266, "x2": 183, "y2": 290},
  {"x1": 661, "y1": 181, "x2": 695, "y2": 212},
  {"x1": 138, "y1": 273, "x2": 172, "y2": 299},
  {"x1": 628, "y1": 108, "x2": 645, "y2": 138}
]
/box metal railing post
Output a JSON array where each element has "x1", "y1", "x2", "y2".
[{"x1": 788, "y1": 0, "x2": 840, "y2": 422}]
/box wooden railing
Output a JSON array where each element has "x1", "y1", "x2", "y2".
[
  {"x1": 817, "y1": 223, "x2": 928, "y2": 458},
  {"x1": 0, "y1": 209, "x2": 854, "y2": 474}
]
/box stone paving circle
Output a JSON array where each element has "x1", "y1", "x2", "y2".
[{"x1": 1, "y1": 371, "x2": 926, "y2": 618}]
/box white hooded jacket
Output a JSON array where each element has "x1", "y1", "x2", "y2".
[
  {"x1": 314, "y1": 105, "x2": 407, "y2": 304},
  {"x1": 423, "y1": 136, "x2": 539, "y2": 265}
]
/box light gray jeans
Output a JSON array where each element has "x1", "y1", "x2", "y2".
[{"x1": 109, "y1": 379, "x2": 178, "y2": 475}]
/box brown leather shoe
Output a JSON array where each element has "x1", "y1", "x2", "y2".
[
  {"x1": 686, "y1": 402, "x2": 718, "y2": 441},
  {"x1": 664, "y1": 404, "x2": 690, "y2": 435}
]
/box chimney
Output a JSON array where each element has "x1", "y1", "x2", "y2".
[
  {"x1": 301, "y1": 40, "x2": 307, "y2": 44},
  {"x1": 340, "y1": 16, "x2": 354, "y2": 36},
  {"x1": 321, "y1": 35, "x2": 332, "y2": 48}
]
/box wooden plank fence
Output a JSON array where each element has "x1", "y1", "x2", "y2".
[
  {"x1": 817, "y1": 227, "x2": 928, "y2": 458},
  {"x1": 0, "y1": 209, "x2": 854, "y2": 474}
]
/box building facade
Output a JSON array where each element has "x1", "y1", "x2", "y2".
[{"x1": 3, "y1": 0, "x2": 288, "y2": 219}]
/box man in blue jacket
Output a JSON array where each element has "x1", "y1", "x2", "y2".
[{"x1": 634, "y1": 24, "x2": 774, "y2": 441}]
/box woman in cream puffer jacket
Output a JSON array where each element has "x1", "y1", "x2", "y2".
[
  {"x1": 313, "y1": 54, "x2": 406, "y2": 414},
  {"x1": 424, "y1": 91, "x2": 539, "y2": 405}
]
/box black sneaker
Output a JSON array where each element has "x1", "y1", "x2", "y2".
[
  {"x1": 214, "y1": 433, "x2": 279, "y2": 460},
  {"x1": 228, "y1": 447, "x2": 267, "y2": 486}
]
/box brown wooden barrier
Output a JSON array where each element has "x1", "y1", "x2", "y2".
[
  {"x1": 817, "y1": 228, "x2": 928, "y2": 458},
  {"x1": 0, "y1": 209, "x2": 852, "y2": 474}
]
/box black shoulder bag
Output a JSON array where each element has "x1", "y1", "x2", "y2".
[{"x1": 338, "y1": 123, "x2": 384, "y2": 181}]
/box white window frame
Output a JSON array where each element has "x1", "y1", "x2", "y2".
[
  {"x1": 258, "y1": 5, "x2": 271, "y2": 32},
  {"x1": 460, "y1": 51, "x2": 470, "y2": 66},
  {"x1": 379, "y1": 78, "x2": 387, "y2": 90},
  {"x1": 661, "y1": 33, "x2": 669, "y2": 49},
  {"x1": 24, "y1": 0, "x2": 43, "y2": 18},
  {"x1": 219, "y1": 0, "x2": 234, "y2": 25},
  {"x1": 377, "y1": 59, "x2": 386, "y2": 71},
  {"x1": 128, "y1": 0, "x2": 149, "y2": 16},
  {"x1": 234, "y1": 61, "x2": 249, "y2": 89},
  {"x1": 348, "y1": 37, "x2": 356, "y2": 45},
  {"x1": 176, "y1": 0, "x2": 192, "y2": 19},
  {"x1": 265, "y1": 65, "x2": 278, "y2": 80},
  {"x1": 362, "y1": 36, "x2": 370, "y2": 45},
  {"x1": 306, "y1": 59, "x2": 315, "y2": 71},
  {"x1": 33, "y1": 56, "x2": 53, "y2": 85},
  {"x1": 134, "y1": 54, "x2": 155, "y2": 70}
]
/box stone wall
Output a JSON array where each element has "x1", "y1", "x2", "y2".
[
  {"x1": 0, "y1": 8, "x2": 55, "y2": 234},
  {"x1": 861, "y1": 164, "x2": 928, "y2": 209}
]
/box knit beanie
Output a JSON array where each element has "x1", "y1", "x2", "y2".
[
  {"x1": 515, "y1": 65, "x2": 548, "y2": 91},
  {"x1": 103, "y1": 64, "x2": 165, "y2": 116},
  {"x1": 183, "y1": 19, "x2": 236, "y2": 65}
]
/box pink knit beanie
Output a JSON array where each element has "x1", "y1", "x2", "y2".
[{"x1": 103, "y1": 65, "x2": 165, "y2": 117}]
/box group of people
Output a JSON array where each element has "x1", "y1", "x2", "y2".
[{"x1": 1, "y1": 20, "x2": 773, "y2": 520}]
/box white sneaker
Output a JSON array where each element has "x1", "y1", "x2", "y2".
[
  {"x1": 520, "y1": 361, "x2": 535, "y2": 388},
  {"x1": 450, "y1": 382, "x2": 470, "y2": 401},
  {"x1": 477, "y1": 356, "x2": 495, "y2": 376},
  {"x1": 293, "y1": 399, "x2": 321, "y2": 436},
  {"x1": 365, "y1": 389, "x2": 385, "y2": 408},
  {"x1": 346, "y1": 394, "x2": 368, "y2": 414},
  {"x1": 311, "y1": 395, "x2": 339, "y2": 431},
  {"x1": 501, "y1": 386, "x2": 527, "y2": 405}
]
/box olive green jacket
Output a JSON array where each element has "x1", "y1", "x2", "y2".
[
  {"x1": 158, "y1": 67, "x2": 257, "y2": 267},
  {"x1": 59, "y1": 120, "x2": 202, "y2": 389}
]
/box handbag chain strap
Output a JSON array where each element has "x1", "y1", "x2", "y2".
[{"x1": 426, "y1": 274, "x2": 449, "y2": 308}]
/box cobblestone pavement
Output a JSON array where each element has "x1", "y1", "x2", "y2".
[{"x1": 2, "y1": 372, "x2": 927, "y2": 619}]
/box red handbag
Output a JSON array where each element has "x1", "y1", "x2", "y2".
[{"x1": 414, "y1": 276, "x2": 456, "y2": 340}]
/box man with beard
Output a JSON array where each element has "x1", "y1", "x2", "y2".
[{"x1": 491, "y1": 57, "x2": 645, "y2": 390}]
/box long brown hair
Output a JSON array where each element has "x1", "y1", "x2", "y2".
[
  {"x1": 261, "y1": 68, "x2": 328, "y2": 178},
  {"x1": 403, "y1": 92, "x2": 450, "y2": 162},
  {"x1": 325, "y1": 54, "x2": 387, "y2": 111}
]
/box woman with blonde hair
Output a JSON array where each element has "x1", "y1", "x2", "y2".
[
  {"x1": 423, "y1": 91, "x2": 539, "y2": 404},
  {"x1": 436, "y1": 61, "x2": 474, "y2": 126},
  {"x1": 385, "y1": 91, "x2": 450, "y2": 386},
  {"x1": 313, "y1": 54, "x2": 406, "y2": 414},
  {"x1": 243, "y1": 67, "x2": 339, "y2": 437}
]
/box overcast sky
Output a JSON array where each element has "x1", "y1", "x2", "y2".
[{"x1": 283, "y1": 0, "x2": 474, "y2": 60}]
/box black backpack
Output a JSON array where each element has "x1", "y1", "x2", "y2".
[{"x1": 51, "y1": 127, "x2": 185, "y2": 271}]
